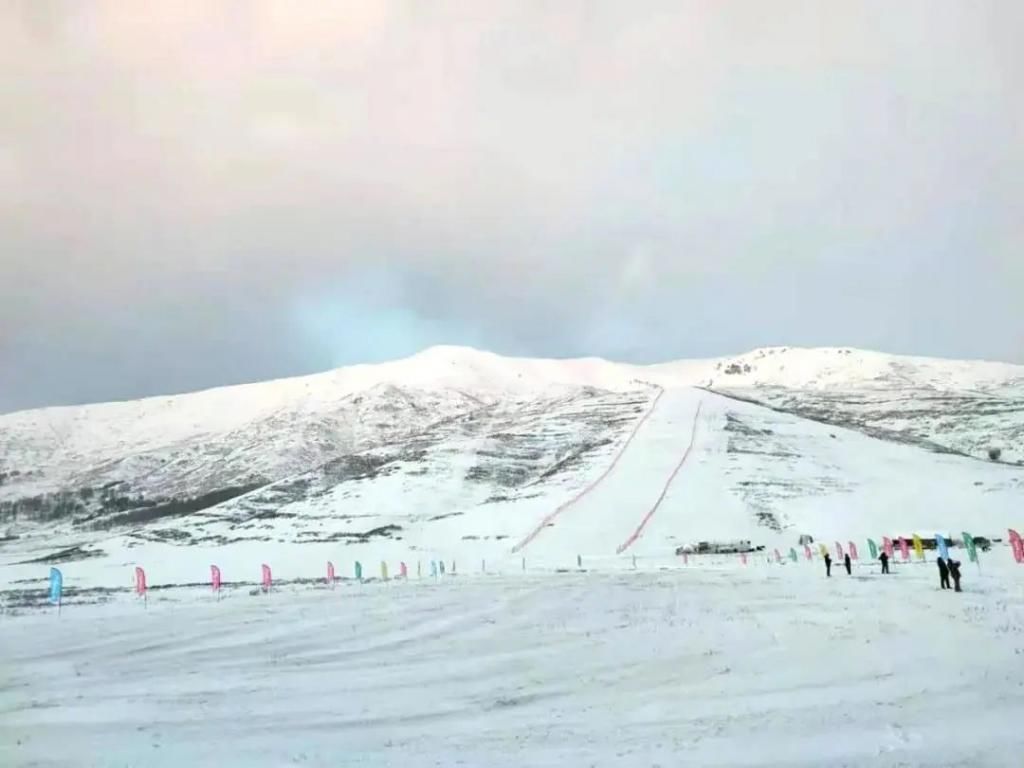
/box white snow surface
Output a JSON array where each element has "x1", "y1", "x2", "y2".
[
  {"x1": 3, "y1": 555, "x2": 1024, "y2": 767},
  {"x1": 3, "y1": 346, "x2": 1024, "y2": 766}
]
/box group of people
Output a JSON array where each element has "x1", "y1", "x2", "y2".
[
  {"x1": 937, "y1": 556, "x2": 963, "y2": 592},
  {"x1": 822, "y1": 549, "x2": 963, "y2": 592}
]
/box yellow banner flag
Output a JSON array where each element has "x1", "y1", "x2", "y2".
[
  {"x1": 819, "y1": 543, "x2": 828, "y2": 558},
  {"x1": 912, "y1": 534, "x2": 924, "y2": 560}
]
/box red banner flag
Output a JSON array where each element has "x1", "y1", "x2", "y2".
[
  {"x1": 1010, "y1": 529, "x2": 1023, "y2": 564},
  {"x1": 882, "y1": 537, "x2": 894, "y2": 558},
  {"x1": 848, "y1": 541, "x2": 859, "y2": 560},
  {"x1": 210, "y1": 565, "x2": 221, "y2": 592},
  {"x1": 134, "y1": 566, "x2": 147, "y2": 596},
  {"x1": 327, "y1": 561, "x2": 335, "y2": 584},
  {"x1": 261, "y1": 564, "x2": 272, "y2": 591},
  {"x1": 898, "y1": 537, "x2": 910, "y2": 561},
  {"x1": 804, "y1": 544, "x2": 813, "y2": 560}
]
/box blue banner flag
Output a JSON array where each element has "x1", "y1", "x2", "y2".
[
  {"x1": 48, "y1": 567, "x2": 63, "y2": 605},
  {"x1": 935, "y1": 533, "x2": 949, "y2": 561}
]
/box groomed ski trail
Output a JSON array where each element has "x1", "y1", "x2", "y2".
[
  {"x1": 511, "y1": 386, "x2": 665, "y2": 554},
  {"x1": 514, "y1": 388, "x2": 705, "y2": 560},
  {"x1": 615, "y1": 401, "x2": 702, "y2": 554}
]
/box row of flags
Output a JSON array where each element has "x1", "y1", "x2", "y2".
[
  {"x1": 763, "y1": 530, "x2": 1024, "y2": 566},
  {"x1": 44, "y1": 531, "x2": 1024, "y2": 608}
]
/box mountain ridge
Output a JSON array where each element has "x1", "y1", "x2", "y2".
[{"x1": 1, "y1": 345, "x2": 1022, "y2": 584}]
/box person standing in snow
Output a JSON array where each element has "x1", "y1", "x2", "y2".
[
  {"x1": 843, "y1": 553, "x2": 852, "y2": 575},
  {"x1": 948, "y1": 559, "x2": 962, "y2": 592},
  {"x1": 824, "y1": 552, "x2": 832, "y2": 577},
  {"x1": 937, "y1": 557, "x2": 950, "y2": 590},
  {"x1": 879, "y1": 550, "x2": 890, "y2": 574}
]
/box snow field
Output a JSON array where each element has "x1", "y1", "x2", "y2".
[{"x1": 3, "y1": 555, "x2": 1023, "y2": 767}]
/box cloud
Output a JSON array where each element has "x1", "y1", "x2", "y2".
[{"x1": 1, "y1": 1, "x2": 1022, "y2": 411}]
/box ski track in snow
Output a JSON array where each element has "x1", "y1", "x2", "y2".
[
  {"x1": 3, "y1": 559, "x2": 1024, "y2": 767},
  {"x1": 511, "y1": 385, "x2": 664, "y2": 553},
  {"x1": 616, "y1": 400, "x2": 704, "y2": 554}
]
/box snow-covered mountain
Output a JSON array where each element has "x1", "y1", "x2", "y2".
[{"x1": 1, "y1": 345, "x2": 1023, "y2": 587}]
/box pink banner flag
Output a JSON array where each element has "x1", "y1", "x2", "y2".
[
  {"x1": 898, "y1": 537, "x2": 910, "y2": 561},
  {"x1": 848, "y1": 541, "x2": 859, "y2": 560},
  {"x1": 134, "y1": 566, "x2": 147, "y2": 596},
  {"x1": 774, "y1": 548, "x2": 781, "y2": 563},
  {"x1": 261, "y1": 563, "x2": 272, "y2": 591},
  {"x1": 399, "y1": 561, "x2": 408, "y2": 579},
  {"x1": 740, "y1": 552, "x2": 747, "y2": 565},
  {"x1": 210, "y1": 565, "x2": 221, "y2": 592},
  {"x1": 682, "y1": 552, "x2": 689, "y2": 565},
  {"x1": 1010, "y1": 529, "x2": 1023, "y2": 564},
  {"x1": 882, "y1": 537, "x2": 894, "y2": 558},
  {"x1": 835, "y1": 541, "x2": 844, "y2": 559},
  {"x1": 804, "y1": 544, "x2": 813, "y2": 560},
  {"x1": 327, "y1": 561, "x2": 335, "y2": 584}
]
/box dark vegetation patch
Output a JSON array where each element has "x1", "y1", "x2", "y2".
[
  {"x1": 16, "y1": 544, "x2": 106, "y2": 565},
  {"x1": 86, "y1": 484, "x2": 262, "y2": 530}
]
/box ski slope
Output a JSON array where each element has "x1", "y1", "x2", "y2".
[
  {"x1": 2, "y1": 385, "x2": 1021, "y2": 591},
  {"x1": 516, "y1": 388, "x2": 704, "y2": 558},
  {"x1": 3, "y1": 559, "x2": 1024, "y2": 767}
]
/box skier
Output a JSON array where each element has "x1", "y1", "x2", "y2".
[
  {"x1": 948, "y1": 559, "x2": 962, "y2": 592},
  {"x1": 843, "y1": 553, "x2": 852, "y2": 575},
  {"x1": 937, "y1": 557, "x2": 950, "y2": 590},
  {"x1": 824, "y1": 553, "x2": 832, "y2": 577},
  {"x1": 879, "y1": 550, "x2": 890, "y2": 574}
]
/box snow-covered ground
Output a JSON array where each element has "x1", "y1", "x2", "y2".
[
  {"x1": 3, "y1": 345, "x2": 1023, "y2": 766},
  {"x1": 3, "y1": 554, "x2": 1023, "y2": 767}
]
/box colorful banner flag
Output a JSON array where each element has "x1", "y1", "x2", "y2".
[
  {"x1": 912, "y1": 534, "x2": 924, "y2": 561},
  {"x1": 848, "y1": 541, "x2": 859, "y2": 560},
  {"x1": 1009, "y1": 529, "x2": 1023, "y2": 564},
  {"x1": 774, "y1": 548, "x2": 782, "y2": 563},
  {"x1": 789, "y1": 548, "x2": 798, "y2": 563},
  {"x1": 210, "y1": 565, "x2": 221, "y2": 592},
  {"x1": 804, "y1": 544, "x2": 813, "y2": 560},
  {"x1": 261, "y1": 563, "x2": 272, "y2": 591},
  {"x1": 48, "y1": 567, "x2": 62, "y2": 605},
  {"x1": 935, "y1": 533, "x2": 949, "y2": 561},
  {"x1": 327, "y1": 561, "x2": 335, "y2": 584},
  {"x1": 819, "y1": 543, "x2": 828, "y2": 558},
  {"x1": 882, "y1": 537, "x2": 894, "y2": 559},
  {"x1": 835, "y1": 541, "x2": 844, "y2": 559},
  {"x1": 400, "y1": 561, "x2": 408, "y2": 579},
  {"x1": 961, "y1": 532, "x2": 978, "y2": 563},
  {"x1": 430, "y1": 560, "x2": 438, "y2": 577},
  {"x1": 380, "y1": 561, "x2": 389, "y2": 581},
  {"x1": 355, "y1": 561, "x2": 363, "y2": 580},
  {"x1": 740, "y1": 552, "x2": 747, "y2": 565},
  {"x1": 899, "y1": 537, "x2": 910, "y2": 561},
  {"x1": 134, "y1": 566, "x2": 147, "y2": 596},
  {"x1": 868, "y1": 539, "x2": 879, "y2": 560},
  {"x1": 439, "y1": 561, "x2": 446, "y2": 575}
]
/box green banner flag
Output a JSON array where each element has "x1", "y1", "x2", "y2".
[
  {"x1": 961, "y1": 532, "x2": 978, "y2": 563},
  {"x1": 789, "y1": 548, "x2": 798, "y2": 562},
  {"x1": 868, "y1": 539, "x2": 878, "y2": 560}
]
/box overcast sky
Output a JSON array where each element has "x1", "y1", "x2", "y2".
[{"x1": 1, "y1": 2, "x2": 1022, "y2": 412}]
